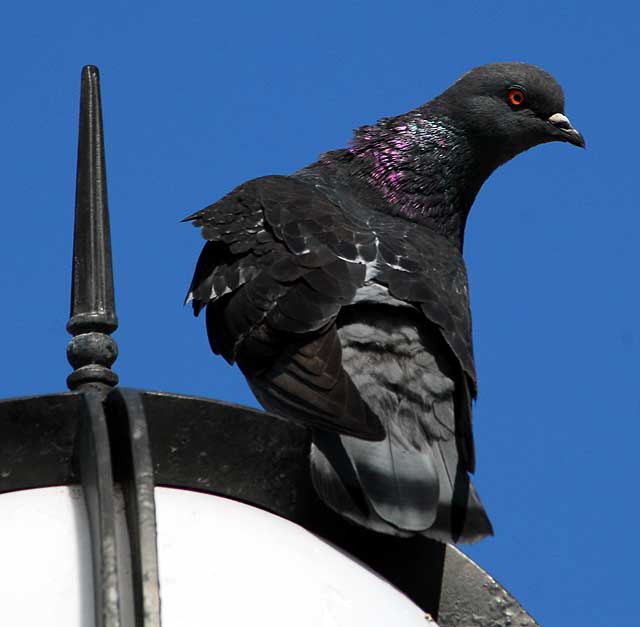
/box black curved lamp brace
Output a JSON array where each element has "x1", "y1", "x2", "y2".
[
  {"x1": 0, "y1": 66, "x2": 540, "y2": 627},
  {"x1": 75, "y1": 390, "x2": 124, "y2": 627},
  {"x1": 106, "y1": 388, "x2": 162, "y2": 627}
]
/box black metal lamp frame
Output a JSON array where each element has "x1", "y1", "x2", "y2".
[{"x1": 0, "y1": 66, "x2": 539, "y2": 627}]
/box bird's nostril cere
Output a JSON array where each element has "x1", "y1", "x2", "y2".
[{"x1": 548, "y1": 113, "x2": 573, "y2": 129}]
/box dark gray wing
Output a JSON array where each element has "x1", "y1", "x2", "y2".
[
  {"x1": 185, "y1": 175, "x2": 384, "y2": 439},
  {"x1": 186, "y1": 175, "x2": 477, "y2": 463}
]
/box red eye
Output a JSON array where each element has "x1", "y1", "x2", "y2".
[{"x1": 508, "y1": 88, "x2": 526, "y2": 106}]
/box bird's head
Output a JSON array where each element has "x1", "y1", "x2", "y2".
[
  {"x1": 429, "y1": 62, "x2": 585, "y2": 164},
  {"x1": 339, "y1": 61, "x2": 584, "y2": 247}
]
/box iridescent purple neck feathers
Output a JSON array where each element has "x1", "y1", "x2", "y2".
[{"x1": 339, "y1": 112, "x2": 490, "y2": 250}]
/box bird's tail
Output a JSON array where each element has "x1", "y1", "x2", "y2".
[{"x1": 311, "y1": 427, "x2": 493, "y2": 544}]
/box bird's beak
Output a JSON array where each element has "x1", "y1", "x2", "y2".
[{"x1": 548, "y1": 113, "x2": 585, "y2": 148}]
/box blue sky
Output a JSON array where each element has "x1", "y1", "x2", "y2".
[{"x1": 1, "y1": 1, "x2": 637, "y2": 625}]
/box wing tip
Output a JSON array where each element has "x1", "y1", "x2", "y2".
[{"x1": 184, "y1": 290, "x2": 207, "y2": 317}]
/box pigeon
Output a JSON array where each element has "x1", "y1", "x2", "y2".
[{"x1": 184, "y1": 63, "x2": 584, "y2": 543}]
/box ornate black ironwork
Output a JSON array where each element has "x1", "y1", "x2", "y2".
[
  {"x1": 0, "y1": 64, "x2": 543, "y2": 627},
  {"x1": 66, "y1": 66, "x2": 132, "y2": 627},
  {"x1": 67, "y1": 65, "x2": 118, "y2": 393}
]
